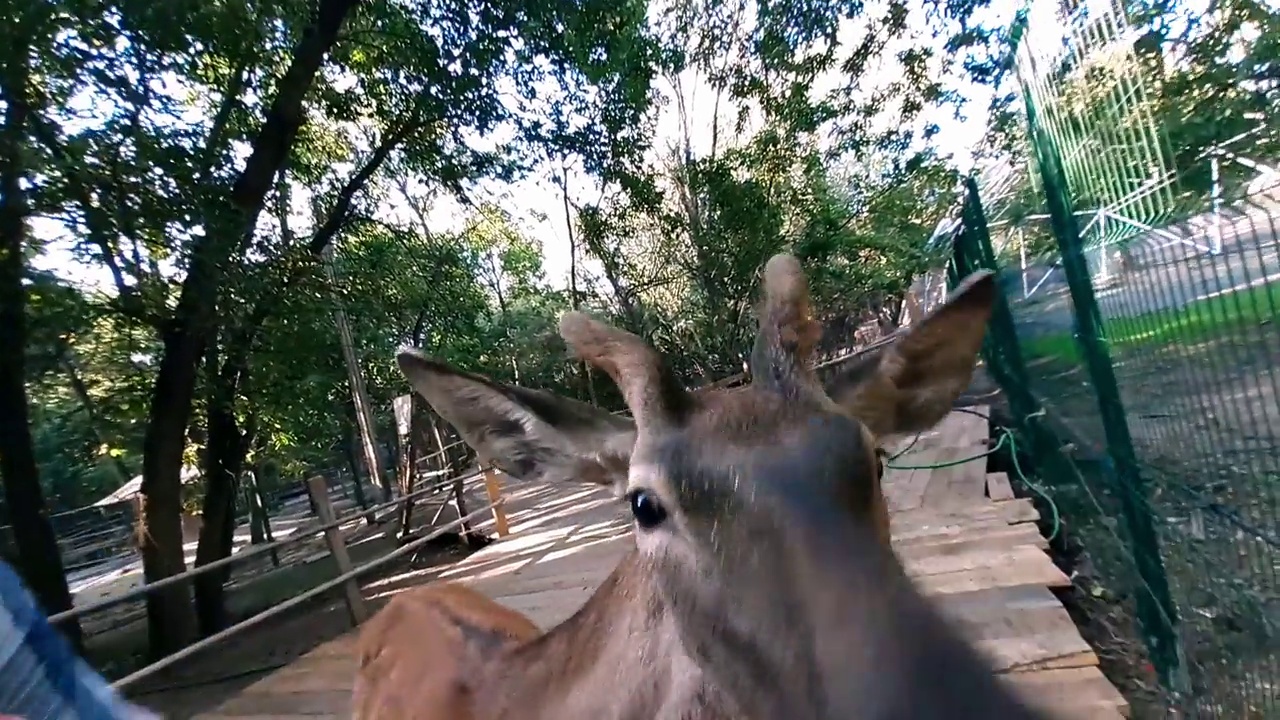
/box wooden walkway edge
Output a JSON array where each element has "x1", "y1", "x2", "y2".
[{"x1": 178, "y1": 407, "x2": 1128, "y2": 719}]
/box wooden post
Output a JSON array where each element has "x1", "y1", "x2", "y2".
[
  {"x1": 306, "y1": 476, "x2": 368, "y2": 625},
  {"x1": 324, "y1": 246, "x2": 392, "y2": 506},
  {"x1": 481, "y1": 467, "x2": 510, "y2": 537},
  {"x1": 303, "y1": 477, "x2": 319, "y2": 516},
  {"x1": 129, "y1": 494, "x2": 145, "y2": 554}
]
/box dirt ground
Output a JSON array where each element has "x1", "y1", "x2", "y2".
[
  {"x1": 1012, "y1": 327, "x2": 1280, "y2": 716},
  {"x1": 123, "y1": 532, "x2": 486, "y2": 718}
]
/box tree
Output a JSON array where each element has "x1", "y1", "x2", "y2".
[
  {"x1": 8, "y1": 0, "x2": 1009, "y2": 667},
  {"x1": 0, "y1": 0, "x2": 83, "y2": 645}
]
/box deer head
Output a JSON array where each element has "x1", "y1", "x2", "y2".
[{"x1": 397, "y1": 255, "x2": 1042, "y2": 719}]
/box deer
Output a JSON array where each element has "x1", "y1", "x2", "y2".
[{"x1": 353, "y1": 254, "x2": 1051, "y2": 720}]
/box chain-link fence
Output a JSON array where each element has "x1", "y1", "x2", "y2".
[{"x1": 941, "y1": 1, "x2": 1280, "y2": 716}]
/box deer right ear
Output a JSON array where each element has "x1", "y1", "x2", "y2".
[
  {"x1": 396, "y1": 350, "x2": 637, "y2": 491},
  {"x1": 823, "y1": 271, "x2": 996, "y2": 438}
]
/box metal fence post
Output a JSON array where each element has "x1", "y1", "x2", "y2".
[
  {"x1": 955, "y1": 178, "x2": 1041, "y2": 425},
  {"x1": 1021, "y1": 89, "x2": 1183, "y2": 688}
]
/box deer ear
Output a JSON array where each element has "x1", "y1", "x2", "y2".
[
  {"x1": 396, "y1": 350, "x2": 636, "y2": 491},
  {"x1": 824, "y1": 271, "x2": 996, "y2": 437}
]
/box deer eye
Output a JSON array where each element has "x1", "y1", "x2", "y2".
[{"x1": 627, "y1": 488, "x2": 668, "y2": 529}]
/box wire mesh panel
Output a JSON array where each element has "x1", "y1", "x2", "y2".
[{"x1": 954, "y1": 0, "x2": 1280, "y2": 715}]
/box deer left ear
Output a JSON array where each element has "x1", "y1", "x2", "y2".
[
  {"x1": 823, "y1": 271, "x2": 996, "y2": 437},
  {"x1": 396, "y1": 350, "x2": 637, "y2": 491}
]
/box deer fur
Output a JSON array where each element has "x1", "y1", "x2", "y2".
[{"x1": 354, "y1": 254, "x2": 1049, "y2": 720}]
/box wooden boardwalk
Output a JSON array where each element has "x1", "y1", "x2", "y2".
[{"x1": 181, "y1": 408, "x2": 1129, "y2": 719}]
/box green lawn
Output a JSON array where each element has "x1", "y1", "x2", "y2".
[{"x1": 1017, "y1": 279, "x2": 1279, "y2": 365}]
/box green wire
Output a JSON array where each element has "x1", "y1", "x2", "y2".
[
  {"x1": 1003, "y1": 427, "x2": 1061, "y2": 542},
  {"x1": 885, "y1": 432, "x2": 1009, "y2": 469},
  {"x1": 884, "y1": 424, "x2": 1062, "y2": 542}
]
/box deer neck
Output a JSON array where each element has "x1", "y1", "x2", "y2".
[{"x1": 471, "y1": 548, "x2": 734, "y2": 720}]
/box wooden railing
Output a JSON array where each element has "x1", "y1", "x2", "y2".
[{"x1": 47, "y1": 464, "x2": 511, "y2": 690}]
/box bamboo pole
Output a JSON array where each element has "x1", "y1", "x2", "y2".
[{"x1": 324, "y1": 245, "x2": 392, "y2": 506}]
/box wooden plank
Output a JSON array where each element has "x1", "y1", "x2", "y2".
[
  {"x1": 895, "y1": 496, "x2": 1037, "y2": 523},
  {"x1": 898, "y1": 496, "x2": 1039, "y2": 524},
  {"x1": 918, "y1": 447, "x2": 964, "y2": 509},
  {"x1": 444, "y1": 542, "x2": 628, "y2": 592},
  {"x1": 890, "y1": 427, "x2": 947, "y2": 455},
  {"x1": 895, "y1": 524, "x2": 1049, "y2": 560},
  {"x1": 451, "y1": 531, "x2": 627, "y2": 574},
  {"x1": 936, "y1": 586, "x2": 1099, "y2": 673},
  {"x1": 207, "y1": 689, "x2": 351, "y2": 715},
  {"x1": 434, "y1": 526, "x2": 625, "y2": 582},
  {"x1": 498, "y1": 586, "x2": 604, "y2": 628},
  {"x1": 234, "y1": 657, "x2": 357, "y2": 694},
  {"x1": 994, "y1": 499, "x2": 1040, "y2": 524},
  {"x1": 914, "y1": 549, "x2": 1072, "y2": 595},
  {"x1": 1004, "y1": 667, "x2": 1131, "y2": 718},
  {"x1": 894, "y1": 516, "x2": 1025, "y2": 544},
  {"x1": 904, "y1": 543, "x2": 1053, "y2": 579},
  {"x1": 953, "y1": 405, "x2": 990, "y2": 448},
  {"x1": 987, "y1": 471, "x2": 1016, "y2": 501},
  {"x1": 919, "y1": 447, "x2": 989, "y2": 510},
  {"x1": 951, "y1": 459, "x2": 992, "y2": 507},
  {"x1": 882, "y1": 448, "x2": 939, "y2": 513},
  {"x1": 932, "y1": 411, "x2": 966, "y2": 447},
  {"x1": 472, "y1": 565, "x2": 616, "y2": 601}
]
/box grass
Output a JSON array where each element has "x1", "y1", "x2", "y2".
[{"x1": 1017, "y1": 279, "x2": 1279, "y2": 365}]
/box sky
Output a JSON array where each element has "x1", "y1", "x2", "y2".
[
  {"x1": 436, "y1": 0, "x2": 1026, "y2": 287},
  {"x1": 32, "y1": 0, "x2": 1027, "y2": 294}
]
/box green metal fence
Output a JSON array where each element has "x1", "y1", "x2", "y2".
[{"x1": 944, "y1": 2, "x2": 1280, "y2": 716}]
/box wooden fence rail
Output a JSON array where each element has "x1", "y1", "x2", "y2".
[
  {"x1": 48, "y1": 467, "x2": 495, "y2": 626},
  {"x1": 112, "y1": 493, "x2": 507, "y2": 689}
]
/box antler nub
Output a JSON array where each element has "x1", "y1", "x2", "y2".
[{"x1": 751, "y1": 254, "x2": 822, "y2": 392}]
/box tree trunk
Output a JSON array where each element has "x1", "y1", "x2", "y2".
[
  {"x1": 135, "y1": 0, "x2": 363, "y2": 657},
  {"x1": 193, "y1": 384, "x2": 254, "y2": 636},
  {"x1": 0, "y1": 33, "x2": 83, "y2": 648}
]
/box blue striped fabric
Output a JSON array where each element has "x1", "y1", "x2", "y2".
[{"x1": 0, "y1": 561, "x2": 158, "y2": 720}]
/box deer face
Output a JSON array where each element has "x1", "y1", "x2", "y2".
[{"x1": 396, "y1": 254, "x2": 1019, "y2": 719}]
